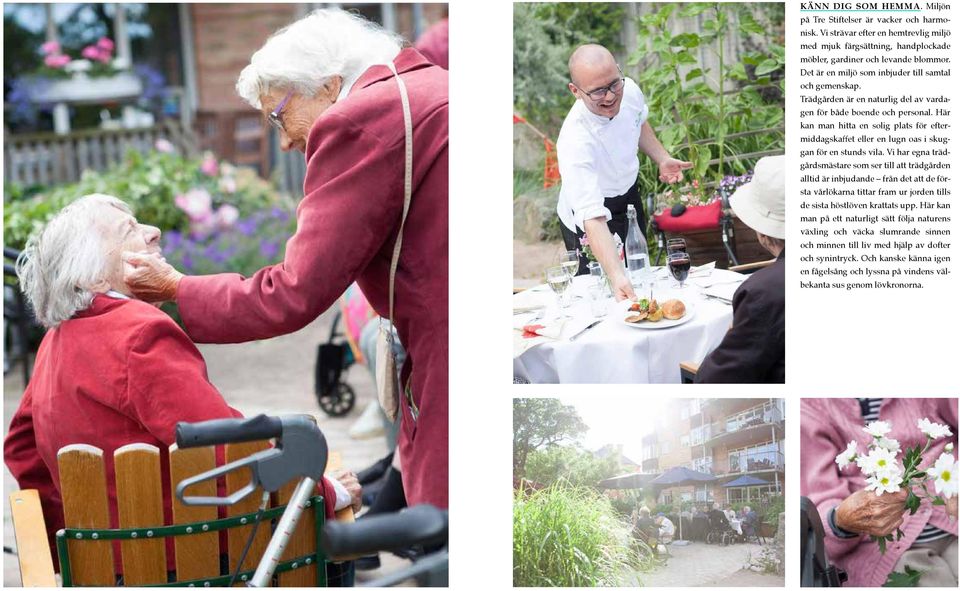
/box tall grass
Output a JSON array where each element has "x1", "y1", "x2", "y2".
[{"x1": 514, "y1": 483, "x2": 641, "y2": 587}]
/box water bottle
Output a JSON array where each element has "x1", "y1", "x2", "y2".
[{"x1": 625, "y1": 204, "x2": 650, "y2": 292}]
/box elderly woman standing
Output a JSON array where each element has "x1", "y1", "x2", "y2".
[{"x1": 124, "y1": 9, "x2": 448, "y2": 509}]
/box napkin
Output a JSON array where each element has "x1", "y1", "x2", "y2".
[
  {"x1": 702, "y1": 281, "x2": 741, "y2": 303},
  {"x1": 514, "y1": 317, "x2": 567, "y2": 357}
]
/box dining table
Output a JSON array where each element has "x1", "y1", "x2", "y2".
[{"x1": 513, "y1": 266, "x2": 745, "y2": 383}]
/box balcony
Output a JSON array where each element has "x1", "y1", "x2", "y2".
[
  {"x1": 704, "y1": 402, "x2": 783, "y2": 447},
  {"x1": 719, "y1": 450, "x2": 784, "y2": 477}
]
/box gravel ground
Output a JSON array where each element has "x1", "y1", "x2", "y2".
[
  {"x1": 633, "y1": 541, "x2": 783, "y2": 587},
  {"x1": 3, "y1": 309, "x2": 413, "y2": 586},
  {"x1": 513, "y1": 239, "x2": 566, "y2": 288}
]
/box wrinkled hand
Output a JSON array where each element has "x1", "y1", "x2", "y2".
[
  {"x1": 835, "y1": 489, "x2": 908, "y2": 537},
  {"x1": 334, "y1": 470, "x2": 363, "y2": 513},
  {"x1": 611, "y1": 273, "x2": 636, "y2": 302},
  {"x1": 123, "y1": 251, "x2": 183, "y2": 303},
  {"x1": 658, "y1": 158, "x2": 694, "y2": 184},
  {"x1": 946, "y1": 495, "x2": 957, "y2": 520}
]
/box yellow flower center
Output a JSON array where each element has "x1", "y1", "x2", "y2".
[
  {"x1": 880, "y1": 477, "x2": 890, "y2": 485},
  {"x1": 942, "y1": 470, "x2": 951, "y2": 482},
  {"x1": 878, "y1": 459, "x2": 887, "y2": 467}
]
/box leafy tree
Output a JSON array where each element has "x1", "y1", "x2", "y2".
[
  {"x1": 513, "y1": 3, "x2": 573, "y2": 135},
  {"x1": 525, "y1": 445, "x2": 621, "y2": 488},
  {"x1": 513, "y1": 398, "x2": 587, "y2": 477}
]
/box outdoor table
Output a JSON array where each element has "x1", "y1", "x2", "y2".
[
  {"x1": 729, "y1": 517, "x2": 743, "y2": 535},
  {"x1": 513, "y1": 268, "x2": 743, "y2": 383}
]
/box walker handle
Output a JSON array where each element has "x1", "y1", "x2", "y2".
[{"x1": 176, "y1": 415, "x2": 283, "y2": 448}]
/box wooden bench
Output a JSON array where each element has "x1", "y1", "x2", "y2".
[{"x1": 9, "y1": 442, "x2": 353, "y2": 587}]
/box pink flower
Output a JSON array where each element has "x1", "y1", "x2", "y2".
[
  {"x1": 44, "y1": 54, "x2": 71, "y2": 68},
  {"x1": 579, "y1": 235, "x2": 589, "y2": 247},
  {"x1": 40, "y1": 41, "x2": 61, "y2": 55},
  {"x1": 154, "y1": 139, "x2": 175, "y2": 153},
  {"x1": 692, "y1": 179, "x2": 700, "y2": 188},
  {"x1": 96, "y1": 37, "x2": 115, "y2": 52},
  {"x1": 215, "y1": 204, "x2": 239, "y2": 228},
  {"x1": 200, "y1": 154, "x2": 219, "y2": 177},
  {"x1": 219, "y1": 176, "x2": 237, "y2": 194},
  {"x1": 81, "y1": 46, "x2": 102, "y2": 61},
  {"x1": 175, "y1": 188, "x2": 213, "y2": 222}
]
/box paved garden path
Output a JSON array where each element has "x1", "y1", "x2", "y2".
[
  {"x1": 4, "y1": 309, "x2": 407, "y2": 585},
  {"x1": 631, "y1": 541, "x2": 782, "y2": 587}
]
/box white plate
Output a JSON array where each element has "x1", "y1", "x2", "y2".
[{"x1": 620, "y1": 300, "x2": 696, "y2": 330}]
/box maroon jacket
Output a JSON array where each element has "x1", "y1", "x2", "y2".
[
  {"x1": 4, "y1": 295, "x2": 339, "y2": 572},
  {"x1": 177, "y1": 48, "x2": 449, "y2": 508}
]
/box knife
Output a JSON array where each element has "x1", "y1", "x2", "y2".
[{"x1": 569, "y1": 319, "x2": 603, "y2": 341}]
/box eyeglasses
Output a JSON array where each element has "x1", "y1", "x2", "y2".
[
  {"x1": 574, "y1": 68, "x2": 625, "y2": 102},
  {"x1": 268, "y1": 92, "x2": 294, "y2": 132}
]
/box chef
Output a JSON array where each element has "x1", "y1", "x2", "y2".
[{"x1": 557, "y1": 44, "x2": 691, "y2": 300}]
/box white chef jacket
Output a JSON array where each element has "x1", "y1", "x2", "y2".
[{"x1": 556, "y1": 77, "x2": 650, "y2": 232}]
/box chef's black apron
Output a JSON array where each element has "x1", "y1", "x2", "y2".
[{"x1": 560, "y1": 179, "x2": 647, "y2": 275}]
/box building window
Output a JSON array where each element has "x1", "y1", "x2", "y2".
[{"x1": 680, "y1": 435, "x2": 690, "y2": 448}]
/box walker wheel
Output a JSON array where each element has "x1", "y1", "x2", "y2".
[{"x1": 317, "y1": 383, "x2": 356, "y2": 417}]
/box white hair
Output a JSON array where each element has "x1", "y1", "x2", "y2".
[
  {"x1": 236, "y1": 8, "x2": 403, "y2": 109},
  {"x1": 16, "y1": 194, "x2": 131, "y2": 328}
]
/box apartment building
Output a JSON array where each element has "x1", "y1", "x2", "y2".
[{"x1": 640, "y1": 398, "x2": 785, "y2": 505}]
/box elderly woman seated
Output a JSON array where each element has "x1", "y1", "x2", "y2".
[
  {"x1": 801, "y1": 398, "x2": 958, "y2": 587},
  {"x1": 4, "y1": 194, "x2": 360, "y2": 577},
  {"x1": 654, "y1": 513, "x2": 676, "y2": 544}
]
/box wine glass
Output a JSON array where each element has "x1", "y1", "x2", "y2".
[
  {"x1": 559, "y1": 250, "x2": 580, "y2": 279},
  {"x1": 667, "y1": 238, "x2": 687, "y2": 256},
  {"x1": 546, "y1": 265, "x2": 573, "y2": 316},
  {"x1": 668, "y1": 252, "x2": 691, "y2": 289}
]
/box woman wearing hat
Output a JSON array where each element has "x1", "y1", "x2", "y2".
[{"x1": 696, "y1": 155, "x2": 785, "y2": 383}]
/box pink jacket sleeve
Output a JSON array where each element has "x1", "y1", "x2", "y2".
[
  {"x1": 177, "y1": 114, "x2": 402, "y2": 344},
  {"x1": 799, "y1": 399, "x2": 863, "y2": 561}
]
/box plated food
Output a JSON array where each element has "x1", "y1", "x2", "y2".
[{"x1": 625, "y1": 298, "x2": 686, "y2": 323}]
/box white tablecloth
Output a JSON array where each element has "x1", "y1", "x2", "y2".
[{"x1": 513, "y1": 269, "x2": 742, "y2": 383}]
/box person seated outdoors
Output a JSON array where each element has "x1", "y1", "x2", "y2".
[
  {"x1": 654, "y1": 512, "x2": 676, "y2": 544},
  {"x1": 4, "y1": 194, "x2": 361, "y2": 578},
  {"x1": 741, "y1": 505, "x2": 760, "y2": 538},
  {"x1": 633, "y1": 506, "x2": 658, "y2": 541},
  {"x1": 801, "y1": 398, "x2": 958, "y2": 587},
  {"x1": 695, "y1": 155, "x2": 784, "y2": 383}
]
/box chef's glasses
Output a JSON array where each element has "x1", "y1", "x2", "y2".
[{"x1": 574, "y1": 67, "x2": 625, "y2": 102}]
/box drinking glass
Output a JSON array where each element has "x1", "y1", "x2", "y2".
[
  {"x1": 546, "y1": 265, "x2": 573, "y2": 316},
  {"x1": 587, "y1": 283, "x2": 607, "y2": 317},
  {"x1": 667, "y1": 238, "x2": 687, "y2": 256},
  {"x1": 559, "y1": 250, "x2": 580, "y2": 279},
  {"x1": 668, "y1": 252, "x2": 691, "y2": 289}
]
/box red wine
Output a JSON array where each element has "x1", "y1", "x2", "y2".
[{"x1": 669, "y1": 258, "x2": 691, "y2": 282}]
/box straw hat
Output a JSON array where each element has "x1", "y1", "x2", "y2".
[{"x1": 729, "y1": 155, "x2": 785, "y2": 239}]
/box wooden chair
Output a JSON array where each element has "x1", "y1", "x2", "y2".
[
  {"x1": 9, "y1": 442, "x2": 353, "y2": 587},
  {"x1": 728, "y1": 258, "x2": 777, "y2": 275},
  {"x1": 680, "y1": 361, "x2": 700, "y2": 384}
]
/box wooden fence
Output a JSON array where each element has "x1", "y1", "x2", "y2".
[{"x1": 4, "y1": 120, "x2": 199, "y2": 187}]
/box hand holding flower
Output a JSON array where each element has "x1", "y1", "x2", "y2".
[{"x1": 835, "y1": 489, "x2": 908, "y2": 537}]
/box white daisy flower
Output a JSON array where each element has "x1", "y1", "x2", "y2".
[
  {"x1": 947, "y1": 443, "x2": 955, "y2": 453},
  {"x1": 865, "y1": 472, "x2": 903, "y2": 496},
  {"x1": 835, "y1": 440, "x2": 859, "y2": 470},
  {"x1": 856, "y1": 447, "x2": 900, "y2": 476},
  {"x1": 917, "y1": 418, "x2": 952, "y2": 440},
  {"x1": 926, "y1": 452, "x2": 958, "y2": 499},
  {"x1": 875, "y1": 437, "x2": 901, "y2": 454},
  {"x1": 863, "y1": 421, "x2": 892, "y2": 439}
]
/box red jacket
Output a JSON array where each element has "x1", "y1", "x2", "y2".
[
  {"x1": 177, "y1": 48, "x2": 448, "y2": 508},
  {"x1": 4, "y1": 295, "x2": 337, "y2": 573}
]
